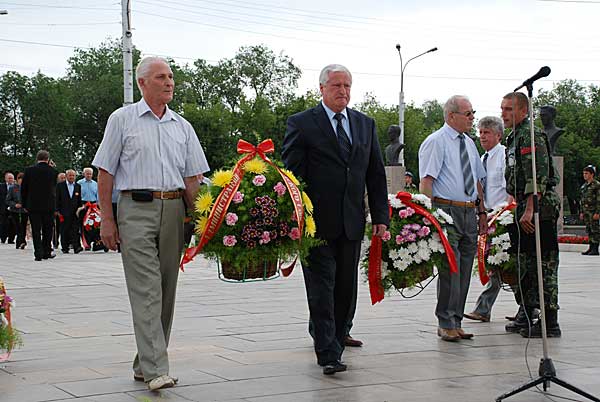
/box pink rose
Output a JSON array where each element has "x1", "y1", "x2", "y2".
[
  {"x1": 259, "y1": 230, "x2": 271, "y2": 245},
  {"x1": 382, "y1": 231, "x2": 391, "y2": 241},
  {"x1": 223, "y1": 235, "x2": 237, "y2": 247},
  {"x1": 252, "y1": 175, "x2": 266, "y2": 186},
  {"x1": 232, "y1": 191, "x2": 244, "y2": 204},
  {"x1": 289, "y1": 227, "x2": 301, "y2": 240},
  {"x1": 406, "y1": 233, "x2": 417, "y2": 242},
  {"x1": 225, "y1": 212, "x2": 238, "y2": 226},
  {"x1": 399, "y1": 209, "x2": 409, "y2": 219},
  {"x1": 273, "y1": 182, "x2": 286, "y2": 196},
  {"x1": 395, "y1": 235, "x2": 405, "y2": 245}
]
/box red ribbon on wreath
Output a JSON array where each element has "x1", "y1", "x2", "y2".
[
  {"x1": 180, "y1": 139, "x2": 305, "y2": 277},
  {"x1": 367, "y1": 192, "x2": 458, "y2": 305},
  {"x1": 81, "y1": 202, "x2": 101, "y2": 250},
  {"x1": 0, "y1": 283, "x2": 14, "y2": 362},
  {"x1": 477, "y1": 202, "x2": 516, "y2": 285}
]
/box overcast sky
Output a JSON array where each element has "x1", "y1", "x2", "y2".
[{"x1": 1, "y1": 0, "x2": 599, "y2": 118}]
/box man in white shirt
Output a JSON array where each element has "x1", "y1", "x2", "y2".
[
  {"x1": 419, "y1": 95, "x2": 487, "y2": 342},
  {"x1": 464, "y1": 116, "x2": 513, "y2": 322}
]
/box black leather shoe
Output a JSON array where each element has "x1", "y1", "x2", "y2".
[
  {"x1": 62, "y1": 249, "x2": 70, "y2": 254},
  {"x1": 34, "y1": 257, "x2": 42, "y2": 261},
  {"x1": 43, "y1": 253, "x2": 56, "y2": 259},
  {"x1": 73, "y1": 247, "x2": 83, "y2": 254},
  {"x1": 323, "y1": 360, "x2": 347, "y2": 375},
  {"x1": 344, "y1": 336, "x2": 363, "y2": 347}
]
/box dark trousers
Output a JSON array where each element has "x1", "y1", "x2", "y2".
[
  {"x1": 29, "y1": 212, "x2": 53, "y2": 258},
  {"x1": 53, "y1": 215, "x2": 61, "y2": 248},
  {"x1": 302, "y1": 235, "x2": 361, "y2": 366},
  {"x1": 11, "y1": 212, "x2": 28, "y2": 247},
  {"x1": 60, "y1": 213, "x2": 81, "y2": 251},
  {"x1": 0, "y1": 212, "x2": 16, "y2": 243}
]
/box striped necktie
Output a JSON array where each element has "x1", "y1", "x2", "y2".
[
  {"x1": 334, "y1": 113, "x2": 351, "y2": 163},
  {"x1": 459, "y1": 133, "x2": 475, "y2": 196},
  {"x1": 482, "y1": 152, "x2": 489, "y2": 196}
]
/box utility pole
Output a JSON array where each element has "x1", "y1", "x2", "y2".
[{"x1": 122, "y1": 0, "x2": 134, "y2": 105}]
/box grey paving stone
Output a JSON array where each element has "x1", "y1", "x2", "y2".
[{"x1": 0, "y1": 243, "x2": 599, "y2": 402}]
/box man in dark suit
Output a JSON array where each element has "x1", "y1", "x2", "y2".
[
  {"x1": 21, "y1": 150, "x2": 58, "y2": 261},
  {"x1": 56, "y1": 169, "x2": 83, "y2": 254},
  {"x1": 282, "y1": 64, "x2": 389, "y2": 375},
  {"x1": 0, "y1": 172, "x2": 16, "y2": 244}
]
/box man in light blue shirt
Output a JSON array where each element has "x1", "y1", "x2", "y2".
[
  {"x1": 77, "y1": 167, "x2": 98, "y2": 202},
  {"x1": 419, "y1": 95, "x2": 488, "y2": 342}
]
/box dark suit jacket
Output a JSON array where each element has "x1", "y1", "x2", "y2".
[
  {"x1": 0, "y1": 183, "x2": 7, "y2": 215},
  {"x1": 56, "y1": 181, "x2": 82, "y2": 217},
  {"x1": 282, "y1": 103, "x2": 389, "y2": 240},
  {"x1": 21, "y1": 162, "x2": 58, "y2": 213}
]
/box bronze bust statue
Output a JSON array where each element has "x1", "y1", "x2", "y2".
[
  {"x1": 540, "y1": 105, "x2": 564, "y2": 155},
  {"x1": 385, "y1": 125, "x2": 404, "y2": 166}
]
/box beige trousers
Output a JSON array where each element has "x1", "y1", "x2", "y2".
[{"x1": 118, "y1": 194, "x2": 184, "y2": 381}]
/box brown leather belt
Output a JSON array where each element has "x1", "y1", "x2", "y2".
[
  {"x1": 433, "y1": 197, "x2": 476, "y2": 208},
  {"x1": 121, "y1": 190, "x2": 183, "y2": 200}
]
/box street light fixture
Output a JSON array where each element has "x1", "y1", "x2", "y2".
[
  {"x1": 0, "y1": 10, "x2": 8, "y2": 15},
  {"x1": 395, "y1": 44, "x2": 437, "y2": 166}
]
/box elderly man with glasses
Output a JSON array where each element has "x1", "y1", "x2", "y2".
[{"x1": 419, "y1": 95, "x2": 487, "y2": 342}]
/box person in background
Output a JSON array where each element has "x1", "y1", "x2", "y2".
[
  {"x1": 579, "y1": 165, "x2": 600, "y2": 256},
  {"x1": 78, "y1": 167, "x2": 100, "y2": 250},
  {"x1": 21, "y1": 150, "x2": 58, "y2": 261},
  {"x1": 0, "y1": 172, "x2": 16, "y2": 244},
  {"x1": 404, "y1": 171, "x2": 417, "y2": 191},
  {"x1": 54, "y1": 172, "x2": 67, "y2": 249},
  {"x1": 6, "y1": 172, "x2": 28, "y2": 249},
  {"x1": 56, "y1": 169, "x2": 83, "y2": 254}
]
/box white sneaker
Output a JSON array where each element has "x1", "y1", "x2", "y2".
[{"x1": 147, "y1": 375, "x2": 176, "y2": 391}]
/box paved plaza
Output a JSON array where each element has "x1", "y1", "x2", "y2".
[{"x1": 0, "y1": 242, "x2": 599, "y2": 402}]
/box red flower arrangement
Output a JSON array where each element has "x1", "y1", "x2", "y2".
[{"x1": 557, "y1": 235, "x2": 589, "y2": 244}]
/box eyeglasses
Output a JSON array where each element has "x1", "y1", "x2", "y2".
[{"x1": 453, "y1": 110, "x2": 476, "y2": 117}]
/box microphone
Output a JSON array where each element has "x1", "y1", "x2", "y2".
[{"x1": 514, "y1": 66, "x2": 551, "y2": 91}]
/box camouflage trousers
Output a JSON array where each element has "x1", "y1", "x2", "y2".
[
  {"x1": 583, "y1": 212, "x2": 600, "y2": 243},
  {"x1": 512, "y1": 250, "x2": 559, "y2": 310}
]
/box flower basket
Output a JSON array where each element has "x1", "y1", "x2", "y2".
[
  {"x1": 181, "y1": 139, "x2": 322, "y2": 282},
  {"x1": 476, "y1": 202, "x2": 517, "y2": 289},
  {"x1": 0, "y1": 277, "x2": 23, "y2": 362},
  {"x1": 219, "y1": 258, "x2": 279, "y2": 282},
  {"x1": 362, "y1": 192, "x2": 457, "y2": 302}
]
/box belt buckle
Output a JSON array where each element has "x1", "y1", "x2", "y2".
[{"x1": 160, "y1": 191, "x2": 167, "y2": 200}]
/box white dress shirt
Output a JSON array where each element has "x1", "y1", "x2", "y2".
[
  {"x1": 93, "y1": 98, "x2": 209, "y2": 191},
  {"x1": 482, "y1": 143, "x2": 508, "y2": 208},
  {"x1": 418, "y1": 123, "x2": 486, "y2": 202}
]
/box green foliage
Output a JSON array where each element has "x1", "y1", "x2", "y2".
[
  {"x1": 535, "y1": 80, "x2": 600, "y2": 205},
  {"x1": 0, "y1": 324, "x2": 23, "y2": 352}
]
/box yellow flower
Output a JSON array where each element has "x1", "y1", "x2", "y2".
[
  {"x1": 243, "y1": 158, "x2": 268, "y2": 174},
  {"x1": 195, "y1": 216, "x2": 208, "y2": 235},
  {"x1": 301, "y1": 191, "x2": 313, "y2": 215},
  {"x1": 305, "y1": 215, "x2": 316, "y2": 237},
  {"x1": 211, "y1": 170, "x2": 234, "y2": 187},
  {"x1": 281, "y1": 168, "x2": 300, "y2": 186},
  {"x1": 194, "y1": 192, "x2": 213, "y2": 214}
]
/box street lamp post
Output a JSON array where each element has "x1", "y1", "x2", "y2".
[{"x1": 396, "y1": 44, "x2": 437, "y2": 166}]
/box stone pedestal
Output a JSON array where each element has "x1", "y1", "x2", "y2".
[
  {"x1": 554, "y1": 156, "x2": 564, "y2": 234},
  {"x1": 385, "y1": 165, "x2": 405, "y2": 194}
]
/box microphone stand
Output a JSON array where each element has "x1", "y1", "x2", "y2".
[{"x1": 496, "y1": 84, "x2": 599, "y2": 401}]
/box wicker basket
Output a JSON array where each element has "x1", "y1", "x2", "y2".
[
  {"x1": 499, "y1": 271, "x2": 518, "y2": 286},
  {"x1": 220, "y1": 259, "x2": 278, "y2": 282},
  {"x1": 393, "y1": 266, "x2": 433, "y2": 290}
]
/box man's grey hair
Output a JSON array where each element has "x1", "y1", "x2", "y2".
[
  {"x1": 135, "y1": 56, "x2": 169, "y2": 93},
  {"x1": 478, "y1": 116, "x2": 504, "y2": 135},
  {"x1": 65, "y1": 169, "x2": 77, "y2": 175},
  {"x1": 319, "y1": 64, "x2": 352, "y2": 86},
  {"x1": 83, "y1": 167, "x2": 93, "y2": 174},
  {"x1": 443, "y1": 95, "x2": 470, "y2": 121}
]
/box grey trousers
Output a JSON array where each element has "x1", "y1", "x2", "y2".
[
  {"x1": 472, "y1": 272, "x2": 501, "y2": 317},
  {"x1": 118, "y1": 194, "x2": 184, "y2": 381},
  {"x1": 434, "y1": 203, "x2": 478, "y2": 329}
]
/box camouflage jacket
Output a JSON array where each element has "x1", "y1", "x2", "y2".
[
  {"x1": 580, "y1": 179, "x2": 600, "y2": 215},
  {"x1": 505, "y1": 118, "x2": 560, "y2": 220}
]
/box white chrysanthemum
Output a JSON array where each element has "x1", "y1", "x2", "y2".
[
  {"x1": 381, "y1": 264, "x2": 390, "y2": 279},
  {"x1": 487, "y1": 254, "x2": 499, "y2": 265},
  {"x1": 411, "y1": 193, "x2": 432, "y2": 209},
  {"x1": 389, "y1": 249, "x2": 400, "y2": 260},
  {"x1": 433, "y1": 209, "x2": 454, "y2": 225},
  {"x1": 397, "y1": 248, "x2": 411, "y2": 261},
  {"x1": 407, "y1": 243, "x2": 419, "y2": 255},
  {"x1": 394, "y1": 259, "x2": 410, "y2": 271},
  {"x1": 417, "y1": 246, "x2": 431, "y2": 262},
  {"x1": 365, "y1": 213, "x2": 372, "y2": 223},
  {"x1": 388, "y1": 195, "x2": 403, "y2": 209},
  {"x1": 498, "y1": 212, "x2": 514, "y2": 225},
  {"x1": 496, "y1": 251, "x2": 510, "y2": 263}
]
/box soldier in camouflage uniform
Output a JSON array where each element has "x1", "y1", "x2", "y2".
[
  {"x1": 501, "y1": 92, "x2": 561, "y2": 338},
  {"x1": 579, "y1": 165, "x2": 600, "y2": 256}
]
